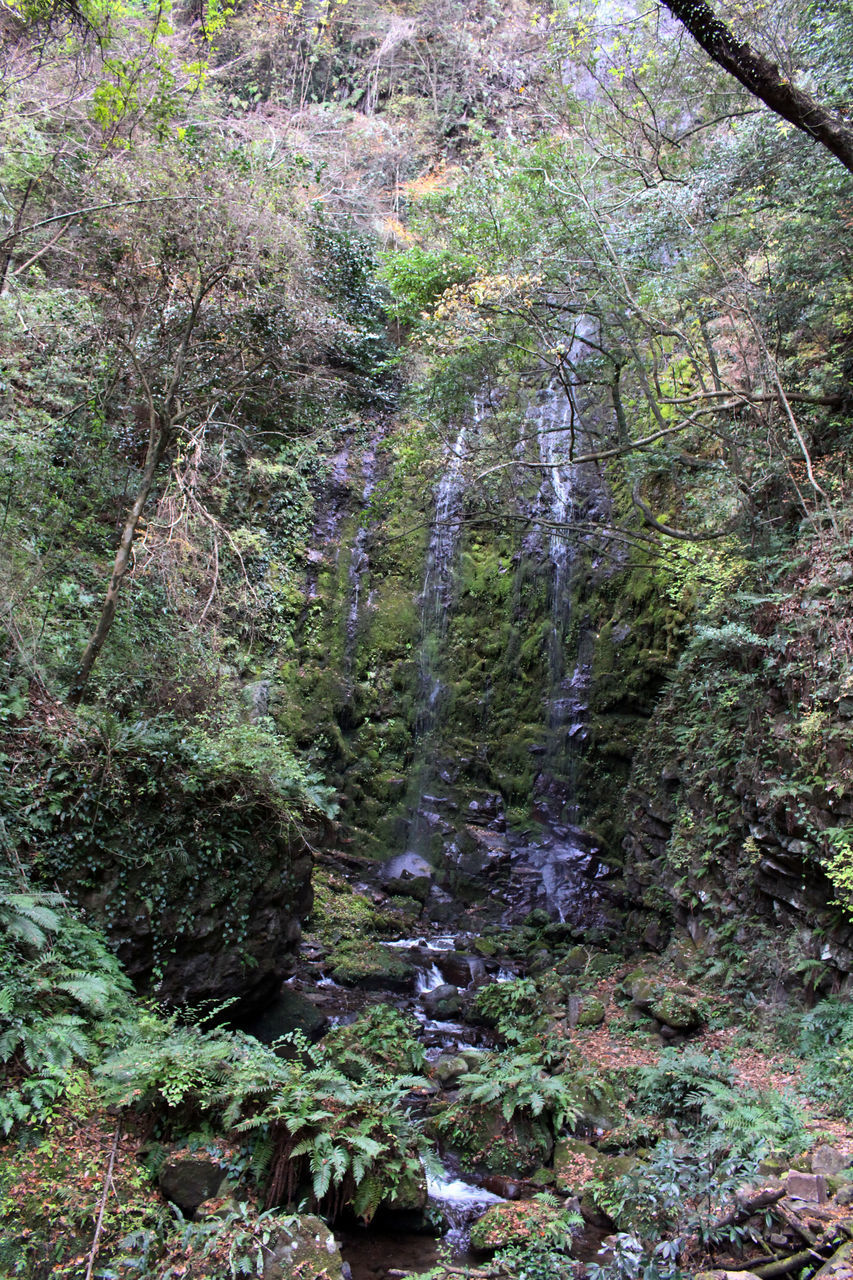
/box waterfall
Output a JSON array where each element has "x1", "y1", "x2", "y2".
[
  {"x1": 508, "y1": 324, "x2": 603, "y2": 922},
  {"x1": 532, "y1": 323, "x2": 596, "y2": 815},
  {"x1": 414, "y1": 413, "x2": 472, "y2": 736},
  {"x1": 426, "y1": 1165, "x2": 503, "y2": 1254},
  {"x1": 343, "y1": 435, "x2": 381, "y2": 681},
  {"x1": 402, "y1": 400, "x2": 483, "y2": 855}
]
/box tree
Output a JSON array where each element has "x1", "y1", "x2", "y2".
[
  {"x1": 661, "y1": 0, "x2": 853, "y2": 173},
  {"x1": 61, "y1": 140, "x2": 325, "y2": 703},
  {"x1": 66, "y1": 264, "x2": 227, "y2": 705},
  {"x1": 384, "y1": 59, "x2": 850, "y2": 550}
]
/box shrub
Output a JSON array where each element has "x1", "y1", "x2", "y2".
[{"x1": 0, "y1": 872, "x2": 135, "y2": 1133}]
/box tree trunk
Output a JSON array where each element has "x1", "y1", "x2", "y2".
[
  {"x1": 67, "y1": 416, "x2": 169, "y2": 705},
  {"x1": 662, "y1": 0, "x2": 853, "y2": 174}
]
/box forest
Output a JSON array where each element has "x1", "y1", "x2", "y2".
[{"x1": 1, "y1": 0, "x2": 853, "y2": 1277}]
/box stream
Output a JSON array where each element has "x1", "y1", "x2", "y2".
[{"x1": 271, "y1": 916, "x2": 605, "y2": 1279}]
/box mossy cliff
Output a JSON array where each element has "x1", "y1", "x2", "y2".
[
  {"x1": 258, "y1": 373, "x2": 696, "y2": 916},
  {"x1": 3, "y1": 711, "x2": 320, "y2": 1015},
  {"x1": 622, "y1": 516, "x2": 853, "y2": 988}
]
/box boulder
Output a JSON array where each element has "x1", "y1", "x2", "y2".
[
  {"x1": 812, "y1": 1145, "x2": 849, "y2": 1178},
  {"x1": 554, "y1": 1139, "x2": 635, "y2": 1207},
  {"x1": 553, "y1": 1138, "x2": 602, "y2": 1195},
  {"x1": 629, "y1": 975, "x2": 704, "y2": 1031},
  {"x1": 248, "y1": 988, "x2": 327, "y2": 1044},
  {"x1": 786, "y1": 1170, "x2": 828, "y2": 1202},
  {"x1": 472, "y1": 935, "x2": 499, "y2": 957},
  {"x1": 432, "y1": 1054, "x2": 470, "y2": 1087},
  {"x1": 649, "y1": 989, "x2": 704, "y2": 1031},
  {"x1": 575, "y1": 997, "x2": 606, "y2": 1028},
  {"x1": 440, "y1": 951, "x2": 475, "y2": 987},
  {"x1": 423, "y1": 984, "x2": 463, "y2": 1020},
  {"x1": 263, "y1": 1214, "x2": 345, "y2": 1280},
  {"x1": 559, "y1": 946, "x2": 592, "y2": 976},
  {"x1": 383, "y1": 1164, "x2": 428, "y2": 1213},
  {"x1": 570, "y1": 1079, "x2": 622, "y2": 1131},
  {"x1": 159, "y1": 1156, "x2": 226, "y2": 1216},
  {"x1": 329, "y1": 940, "x2": 414, "y2": 991},
  {"x1": 630, "y1": 976, "x2": 658, "y2": 1010},
  {"x1": 469, "y1": 1199, "x2": 570, "y2": 1254},
  {"x1": 441, "y1": 1103, "x2": 553, "y2": 1178},
  {"x1": 382, "y1": 853, "x2": 434, "y2": 903}
]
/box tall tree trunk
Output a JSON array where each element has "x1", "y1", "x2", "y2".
[
  {"x1": 67, "y1": 415, "x2": 169, "y2": 705},
  {"x1": 662, "y1": 0, "x2": 853, "y2": 174}
]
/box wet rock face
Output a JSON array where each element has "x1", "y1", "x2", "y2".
[
  {"x1": 159, "y1": 1156, "x2": 227, "y2": 1216},
  {"x1": 625, "y1": 765, "x2": 853, "y2": 985},
  {"x1": 80, "y1": 836, "x2": 314, "y2": 1020},
  {"x1": 246, "y1": 987, "x2": 327, "y2": 1043},
  {"x1": 422, "y1": 984, "x2": 463, "y2": 1020}
]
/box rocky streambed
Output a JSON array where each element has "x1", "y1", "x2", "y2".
[{"x1": 193, "y1": 834, "x2": 852, "y2": 1280}]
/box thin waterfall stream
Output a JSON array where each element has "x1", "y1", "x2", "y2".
[
  {"x1": 507, "y1": 328, "x2": 605, "y2": 925},
  {"x1": 402, "y1": 398, "x2": 485, "y2": 860}
]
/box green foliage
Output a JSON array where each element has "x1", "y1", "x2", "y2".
[
  {"x1": 440, "y1": 1049, "x2": 580, "y2": 1133},
  {"x1": 0, "y1": 870, "x2": 135, "y2": 1134},
  {"x1": 798, "y1": 997, "x2": 853, "y2": 1117},
  {"x1": 487, "y1": 1193, "x2": 582, "y2": 1280},
  {"x1": 381, "y1": 244, "x2": 477, "y2": 327},
  {"x1": 97, "y1": 1009, "x2": 431, "y2": 1223},
  {"x1": 97, "y1": 1014, "x2": 289, "y2": 1118},
  {"x1": 237, "y1": 1036, "x2": 432, "y2": 1222},
  {"x1": 106, "y1": 1202, "x2": 300, "y2": 1280},
  {"x1": 588, "y1": 1139, "x2": 761, "y2": 1280},
  {"x1": 1, "y1": 710, "x2": 331, "y2": 977},
  {"x1": 471, "y1": 976, "x2": 545, "y2": 1043},
  {"x1": 634, "y1": 1050, "x2": 807, "y2": 1156},
  {"x1": 323, "y1": 1004, "x2": 427, "y2": 1077}
]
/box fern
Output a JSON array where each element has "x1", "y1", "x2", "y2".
[
  {"x1": 0, "y1": 878, "x2": 63, "y2": 951},
  {"x1": 0, "y1": 867, "x2": 142, "y2": 1131},
  {"x1": 635, "y1": 1048, "x2": 806, "y2": 1155},
  {"x1": 441, "y1": 1049, "x2": 581, "y2": 1140}
]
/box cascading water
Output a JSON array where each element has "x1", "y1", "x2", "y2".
[
  {"x1": 415, "y1": 414, "x2": 472, "y2": 735},
  {"x1": 303, "y1": 446, "x2": 351, "y2": 603},
  {"x1": 509, "y1": 324, "x2": 604, "y2": 923},
  {"x1": 426, "y1": 1165, "x2": 504, "y2": 1253},
  {"x1": 402, "y1": 400, "x2": 485, "y2": 856},
  {"x1": 535, "y1": 379, "x2": 583, "y2": 811}
]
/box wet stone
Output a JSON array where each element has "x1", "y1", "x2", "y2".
[
  {"x1": 432, "y1": 1054, "x2": 470, "y2": 1086},
  {"x1": 423, "y1": 984, "x2": 463, "y2": 1020},
  {"x1": 263, "y1": 1214, "x2": 345, "y2": 1280},
  {"x1": 159, "y1": 1156, "x2": 226, "y2": 1216}
]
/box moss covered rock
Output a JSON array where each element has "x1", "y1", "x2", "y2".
[
  {"x1": 649, "y1": 988, "x2": 704, "y2": 1031},
  {"x1": 263, "y1": 1213, "x2": 345, "y2": 1280},
  {"x1": 329, "y1": 940, "x2": 414, "y2": 990},
  {"x1": 438, "y1": 1103, "x2": 554, "y2": 1178},
  {"x1": 575, "y1": 997, "x2": 606, "y2": 1027},
  {"x1": 469, "y1": 1199, "x2": 570, "y2": 1253},
  {"x1": 553, "y1": 1138, "x2": 635, "y2": 1201}
]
